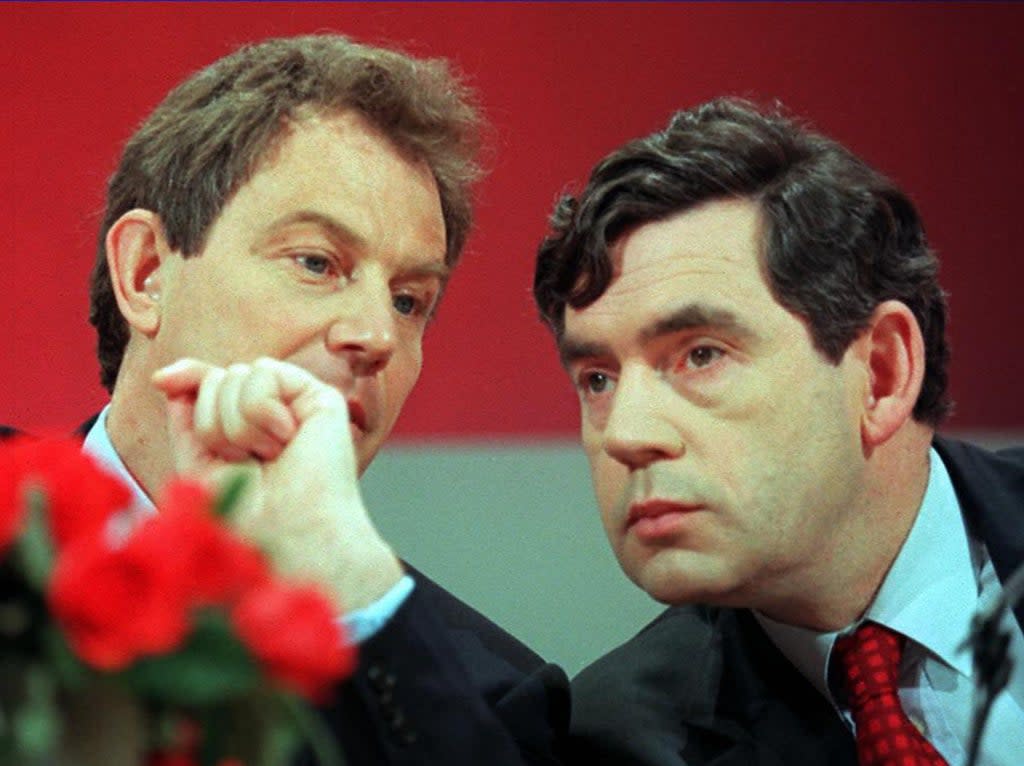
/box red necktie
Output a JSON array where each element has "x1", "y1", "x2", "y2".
[{"x1": 833, "y1": 623, "x2": 948, "y2": 766}]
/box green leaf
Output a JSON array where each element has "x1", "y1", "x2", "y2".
[
  {"x1": 214, "y1": 472, "x2": 249, "y2": 520},
  {"x1": 10, "y1": 663, "x2": 59, "y2": 760},
  {"x1": 41, "y1": 623, "x2": 90, "y2": 690},
  {"x1": 15, "y1": 489, "x2": 55, "y2": 591},
  {"x1": 119, "y1": 611, "x2": 260, "y2": 706},
  {"x1": 280, "y1": 693, "x2": 346, "y2": 766},
  {"x1": 255, "y1": 715, "x2": 302, "y2": 766}
]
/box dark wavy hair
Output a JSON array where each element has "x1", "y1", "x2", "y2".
[
  {"x1": 90, "y1": 34, "x2": 482, "y2": 391},
  {"x1": 534, "y1": 98, "x2": 950, "y2": 426}
]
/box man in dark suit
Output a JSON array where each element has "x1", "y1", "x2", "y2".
[
  {"x1": 533, "y1": 98, "x2": 1024, "y2": 764},
  {"x1": 71, "y1": 34, "x2": 568, "y2": 764}
]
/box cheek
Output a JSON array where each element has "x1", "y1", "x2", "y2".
[
  {"x1": 709, "y1": 387, "x2": 857, "y2": 537},
  {"x1": 588, "y1": 454, "x2": 626, "y2": 534},
  {"x1": 166, "y1": 278, "x2": 282, "y2": 360},
  {"x1": 580, "y1": 409, "x2": 610, "y2": 460},
  {"x1": 580, "y1": 421, "x2": 628, "y2": 537},
  {"x1": 399, "y1": 352, "x2": 421, "y2": 381},
  {"x1": 386, "y1": 346, "x2": 423, "y2": 412}
]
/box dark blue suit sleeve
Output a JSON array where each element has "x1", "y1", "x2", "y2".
[{"x1": 309, "y1": 570, "x2": 570, "y2": 765}]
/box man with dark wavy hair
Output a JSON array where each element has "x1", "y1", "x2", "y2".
[
  {"x1": 73, "y1": 34, "x2": 567, "y2": 764},
  {"x1": 535, "y1": 98, "x2": 1023, "y2": 764}
]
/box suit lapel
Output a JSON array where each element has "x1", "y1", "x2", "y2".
[{"x1": 934, "y1": 437, "x2": 1024, "y2": 633}]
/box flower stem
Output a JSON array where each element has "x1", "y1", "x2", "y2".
[{"x1": 279, "y1": 693, "x2": 345, "y2": 766}]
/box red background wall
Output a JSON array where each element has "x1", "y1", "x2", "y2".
[{"x1": 4, "y1": 2, "x2": 1022, "y2": 437}]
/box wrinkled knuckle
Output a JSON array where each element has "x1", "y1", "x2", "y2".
[{"x1": 239, "y1": 396, "x2": 270, "y2": 422}]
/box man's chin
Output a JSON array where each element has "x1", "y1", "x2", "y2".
[
  {"x1": 625, "y1": 549, "x2": 733, "y2": 606},
  {"x1": 354, "y1": 451, "x2": 372, "y2": 478},
  {"x1": 353, "y1": 435, "x2": 381, "y2": 477}
]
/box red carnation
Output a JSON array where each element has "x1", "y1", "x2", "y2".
[
  {"x1": 0, "y1": 491, "x2": 23, "y2": 552},
  {"x1": 0, "y1": 437, "x2": 33, "y2": 551},
  {"x1": 231, "y1": 580, "x2": 356, "y2": 701},
  {"x1": 0, "y1": 436, "x2": 131, "y2": 551},
  {"x1": 49, "y1": 527, "x2": 192, "y2": 670},
  {"x1": 148, "y1": 479, "x2": 271, "y2": 606}
]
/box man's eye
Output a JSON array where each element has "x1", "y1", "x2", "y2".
[
  {"x1": 581, "y1": 371, "x2": 614, "y2": 395},
  {"x1": 685, "y1": 346, "x2": 724, "y2": 370},
  {"x1": 295, "y1": 254, "x2": 333, "y2": 276},
  {"x1": 393, "y1": 293, "x2": 421, "y2": 316}
]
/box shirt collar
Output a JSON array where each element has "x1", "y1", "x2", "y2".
[
  {"x1": 755, "y1": 447, "x2": 977, "y2": 699},
  {"x1": 867, "y1": 447, "x2": 976, "y2": 676},
  {"x1": 81, "y1": 404, "x2": 157, "y2": 515}
]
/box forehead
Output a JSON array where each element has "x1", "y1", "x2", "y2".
[
  {"x1": 564, "y1": 198, "x2": 774, "y2": 336},
  {"x1": 222, "y1": 110, "x2": 446, "y2": 260},
  {"x1": 616, "y1": 198, "x2": 763, "y2": 292}
]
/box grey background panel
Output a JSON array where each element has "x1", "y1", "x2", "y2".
[{"x1": 362, "y1": 441, "x2": 662, "y2": 676}]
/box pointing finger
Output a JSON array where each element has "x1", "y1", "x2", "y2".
[{"x1": 152, "y1": 358, "x2": 218, "y2": 397}]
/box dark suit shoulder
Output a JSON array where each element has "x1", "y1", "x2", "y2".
[
  {"x1": 570, "y1": 605, "x2": 733, "y2": 764},
  {"x1": 407, "y1": 564, "x2": 548, "y2": 675},
  {"x1": 934, "y1": 435, "x2": 1024, "y2": 635},
  {"x1": 574, "y1": 604, "x2": 723, "y2": 717},
  {"x1": 933, "y1": 436, "x2": 1024, "y2": 561},
  {"x1": 934, "y1": 435, "x2": 1024, "y2": 491},
  {"x1": 571, "y1": 605, "x2": 855, "y2": 765}
]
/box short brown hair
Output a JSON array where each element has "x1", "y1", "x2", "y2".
[{"x1": 90, "y1": 34, "x2": 482, "y2": 391}]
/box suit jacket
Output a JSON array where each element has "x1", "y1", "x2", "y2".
[
  {"x1": 2, "y1": 422, "x2": 570, "y2": 765},
  {"x1": 569, "y1": 437, "x2": 1024, "y2": 765},
  {"x1": 313, "y1": 564, "x2": 570, "y2": 765}
]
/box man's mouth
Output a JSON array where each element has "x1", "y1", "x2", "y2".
[
  {"x1": 346, "y1": 399, "x2": 368, "y2": 433},
  {"x1": 625, "y1": 499, "x2": 703, "y2": 541}
]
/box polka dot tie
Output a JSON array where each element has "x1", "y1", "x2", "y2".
[{"x1": 833, "y1": 623, "x2": 948, "y2": 766}]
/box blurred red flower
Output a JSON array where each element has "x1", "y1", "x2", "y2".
[
  {"x1": 0, "y1": 436, "x2": 130, "y2": 551},
  {"x1": 145, "y1": 479, "x2": 271, "y2": 605},
  {"x1": 232, "y1": 580, "x2": 356, "y2": 701},
  {"x1": 49, "y1": 526, "x2": 193, "y2": 670},
  {"x1": 2, "y1": 434, "x2": 356, "y2": 763},
  {"x1": 0, "y1": 438, "x2": 31, "y2": 550}
]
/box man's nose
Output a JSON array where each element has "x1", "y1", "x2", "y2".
[
  {"x1": 601, "y1": 366, "x2": 684, "y2": 471},
  {"x1": 325, "y1": 280, "x2": 397, "y2": 376}
]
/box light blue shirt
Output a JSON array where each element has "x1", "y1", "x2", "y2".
[
  {"x1": 82, "y1": 405, "x2": 413, "y2": 643},
  {"x1": 756, "y1": 448, "x2": 1024, "y2": 765}
]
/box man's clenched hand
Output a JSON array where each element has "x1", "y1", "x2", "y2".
[{"x1": 152, "y1": 357, "x2": 403, "y2": 612}]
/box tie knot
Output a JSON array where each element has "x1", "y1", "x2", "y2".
[
  {"x1": 832, "y1": 623, "x2": 948, "y2": 764},
  {"x1": 834, "y1": 622, "x2": 903, "y2": 705}
]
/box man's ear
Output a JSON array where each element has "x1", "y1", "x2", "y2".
[
  {"x1": 105, "y1": 209, "x2": 171, "y2": 337},
  {"x1": 857, "y1": 299, "x2": 926, "y2": 448}
]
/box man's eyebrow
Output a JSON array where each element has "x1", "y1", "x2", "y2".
[
  {"x1": 639, "y1": 303, "x2": 753, "y2": 343},
  {"x1": 258, "y1": 209, "x2": 368, "y2": 249},
  {"x1": 558, "y1": 337, "x2": 613, "y2": 370},
  {"x1": 558, "y1": 302, "x2": 755, "y2": 369},
  {"x1": 396, "y1": 260, "x2": 451, "y2": 283},
  {"x1": 257, "y1": 209, "x2": 450, "y2": 281}
]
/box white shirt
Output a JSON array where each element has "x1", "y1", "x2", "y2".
[{"x1": 756, "y1": 448, "x2": 1024, "y2": 765}]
